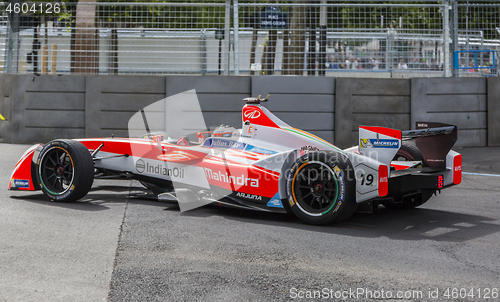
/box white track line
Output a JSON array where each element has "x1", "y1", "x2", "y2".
[{"x1": 463, "y1": 172, "x2": 500, "y2": 177}]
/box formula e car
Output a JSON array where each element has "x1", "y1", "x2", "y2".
[{"x1": 9, "y1": 94, "x2": 462, "y2": 225}]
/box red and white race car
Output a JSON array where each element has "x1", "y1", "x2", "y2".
[{"x1": 9, "y1": 94, "x2": 461, "y2": 225}]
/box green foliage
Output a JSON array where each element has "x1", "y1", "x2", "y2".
[
  {"x1": 456, "y1": 2, "x2": 499, "y2": 40},
  {"x1": 326, "y1": 1, "x2": 443, "y2": 30},
  {"x1": 14, "y1": 0, "x2": 498, "y2": 38},
  {"x1": 96, "y1": 0, "x2": 226, "y2": 29}
]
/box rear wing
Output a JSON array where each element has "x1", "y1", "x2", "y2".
[
  {"x1": 407, "y1": 122, "x2": 457, "y2": 169},
  {"x1": 358, "y1": 122, "x2": 457, "y2": 170}
]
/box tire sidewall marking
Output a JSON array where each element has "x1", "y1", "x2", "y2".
[
  {"x1": 286, "y1": 169, "x2": 295, "y2": 207},
  {"x1": 331, "y1": 165, "x2": 345, "y2": 213}
]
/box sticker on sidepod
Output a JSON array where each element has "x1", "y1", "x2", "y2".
[
  {"x1": 267, "y1": 192, "x2": 283, "y2": 208},
  {"x1": 242, "y1": 122, "x2": 256, "y2": 139},
  {"x1": 11, "y1": 179, "x2": 30, "y2": 189},
  {"x1": 203, "y1": 138, "x2": 246, "y2": 150},
  {"x1": 360, "y1": 138, "x2": 399, "y2": 149},
  {"x1": 244, "y1": 144, "x2": 277, "y2": 155}
]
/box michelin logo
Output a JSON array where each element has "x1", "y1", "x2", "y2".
[
  {"x1": 360, "y1": 139, "x2": 399, "y2": 149},
  {"x1": 11, "y1": 179, "x2": 30, "y2": 188}
]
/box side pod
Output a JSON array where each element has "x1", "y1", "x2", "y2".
[{"x1": 9, "y1": 144, "x2": 41, "y2": 191}]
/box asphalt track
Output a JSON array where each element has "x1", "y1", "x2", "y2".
[{"x1": 1, "y1": 143, "x2": 499, "y2": 301}]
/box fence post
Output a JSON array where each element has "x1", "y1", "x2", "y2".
[
  {"x1": 388, "y1": 28, "x2": 395, "y2": 72},
  {"x1": 451, "y1": 0, "x2": 459, "y2": 77},
  {"x1": 443, "y1": 0, "x2": 451, "y2": 77},
  {"x1": 319, "y1": 1, "x2": 327, "y2": 76},
  {"x1": 4, "y1": 17, "x2": 13, "y2": 73},
  {"x1": 5, "y1": 0, "x2": 21, "y2": 73},
  {"x1": 224, "y1": 0, "x2": 231, "y2": 75},
  {"x1": 201, "y1": 30, "x2": 207, "y2": 75},
  {"x1": 233, "y1": 0, "x2": 239, "y2": 76}
]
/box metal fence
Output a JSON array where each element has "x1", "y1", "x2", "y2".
[
  {"x1": 1, "y1": 1, "x2": 499, "y2": 77},
  {"x1": 454, "y1": 1, "x2": 499, "y2": 76},
  {"x1": 237, "y1": 1, "x2": 449, "y2": 77},
  {"x1": 1, "y1": 1, "x2": 229, "y2": 75}
]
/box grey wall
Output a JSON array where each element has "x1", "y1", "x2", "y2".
[
  {"x1": 335, "y1": 78, "x2": 410, "y2": 148},
  {"x1": 412, "y1": 78, "x2": 487, "y2": 147},
  {"x1": 0, "y1": 74, "x2": 13, "y2": 143},
  {"x1": 10, "y1": 75, "x2": 86, "y2": 144},
  {"x1": 252, "y1": 76, "x2": 335, "y2": 143},
  {"x1": 1, "y1": 74, "x2": 499, "y2": 149},
  {"x1": 488, "y1": 77, "x2": 500, "y2": 147},
  {"x1": 85, "y1": 76, "x2": 167, "y2": 138},
  {"x1": 167, "y1": 76, "x2": 251, "y2": 130}
]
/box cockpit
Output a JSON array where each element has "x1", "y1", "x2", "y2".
[{"x1": 144, "y1": 124, "x2": 241, "y2": 147}]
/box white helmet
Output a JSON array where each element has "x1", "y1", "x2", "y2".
[{"x1": 213, "y1": 125, "x2": 238, "y2": 138}]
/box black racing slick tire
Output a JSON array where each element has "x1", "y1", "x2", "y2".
[
  {"x1": 286, "y1": 151, "x2": 356, "y2": 225},
  {"x1": 385, "y1": 141, "x2": 433, "y2": 209},
  {"x1": 392, "y1": 141, "x2": 424, "y2": 162},
  {"x1": 36, "y1": 140, "x2": 94, "y2": 202}
]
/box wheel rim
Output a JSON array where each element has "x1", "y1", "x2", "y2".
[
  {"x1": 39, "y1": 147, "x2": 75, "y2": 195},
  {"x1": 292, "y1": 161, "x2": 339, "y2": 216},
  {"x1": 395, "y1": 153, "x2": 413, "y2": 161}
]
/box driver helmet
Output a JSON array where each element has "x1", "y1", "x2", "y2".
[{"x1": 213, "y1": 125, "x2": 237, "y2": 138}]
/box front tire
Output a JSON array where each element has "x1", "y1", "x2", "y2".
[
  {"x1": 37, "y1": 140, "x2": 94, "y2": 202},
  {"x1": 286, "y1": 151, "x2": 356, "y2": 225}
]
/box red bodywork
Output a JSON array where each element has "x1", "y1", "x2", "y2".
[{"x1": 9, "y1": 144, "x2": 41, "y2": 191}]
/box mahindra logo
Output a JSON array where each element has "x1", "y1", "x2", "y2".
[{"x1": 244, "y1": 110, "x2": 261, "y2": 119}]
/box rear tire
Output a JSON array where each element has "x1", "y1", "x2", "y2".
[
  {"x1": 393, "y1": 141, "x2": 424, "y2": 162},
  {"x1": 286, "y1": 151, "x2": 356, "y2": 225},
  {"x1": 385, "y1": 141, "x2": 433, "y2": 209},
  {"x1": 37, "y1": 140, "x2": 94, "y2": 202}
]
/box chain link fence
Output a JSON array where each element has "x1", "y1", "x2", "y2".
[
  {"x1": 237, "y1": 1, "x2": 448, "y2": 77},
  {"x1": 1, "y1": 1, "x2": 499, "y2": 77},
  {"x1": 454, "y1": 1, "x2": 499, "y2": 76},
  {"x1": 1, "y1": 1, "x2": 229, "y2": 75}
]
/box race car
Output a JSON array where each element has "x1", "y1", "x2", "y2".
[{"x1": 9, "y1": 94, "x2": 462, "y2": 225}]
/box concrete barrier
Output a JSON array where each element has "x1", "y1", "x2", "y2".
[
  {"x1": 10, "y1": 75, "x2": 86, "y2": 144},
  {"x1": 411, "y1": 77, "x2": 487, "y2": 147},
  {"x1": 252, "y1": 76, "x2": 335, "y2": 143},
  {"x1": 85, "y1": 75, "x2": 167, "y2": 138},
  {"x1": 487, "y1": 77, "x2": 500, "y2": 146},
  {"x1": 0, "y1": 74, "x2": 13, "y2": 143},
  {"x1": 167, "y1": 76, "x2": 251, "y2": 130},
  {"x1": 335, "y1": 78, "x2": 410, "y2": 148},
  {"x1": 0, "y1": 74, "x2": 496, "y2": 148}
]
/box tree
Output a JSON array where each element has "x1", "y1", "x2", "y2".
[{"x1": 287, "y1": 4, "x2": 307, "y2": 75}]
